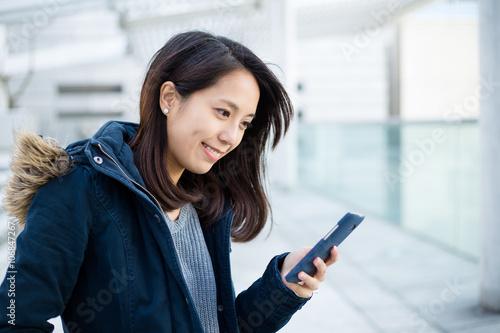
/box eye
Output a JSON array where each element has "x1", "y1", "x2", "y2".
[
  {"x1": 241, "y1": 121, "x2": 253, "y2": 130},
  {"x1": 217, "y1": 109, "x2": 230, "y2": 118}
]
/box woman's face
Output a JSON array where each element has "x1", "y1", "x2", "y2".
[{"x1": 162, "y1": 70, "x2": 260, "y2": 181}]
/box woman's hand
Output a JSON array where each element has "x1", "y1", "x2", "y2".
[{"x1": 280, "y1": 246, "x2": 339, "y2": 298}]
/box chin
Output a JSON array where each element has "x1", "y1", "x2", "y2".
[{"x1": 187, "y1": 164, "x2": 214, "y2": 175}]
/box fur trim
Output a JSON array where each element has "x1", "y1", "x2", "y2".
[{"x1": 2, "y1": 129, "x2": 72, "y2": 228}]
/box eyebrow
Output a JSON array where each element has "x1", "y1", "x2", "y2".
[{"x1": 220, "y1": 99, "x2": 255, "y2": 117}]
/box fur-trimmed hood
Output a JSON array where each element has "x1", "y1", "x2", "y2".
[
  {"x1": 2, "y1": 130, "x2": 72, "y2": 228},
  {"x1": 2, "y1": 121, "x2": 141, "y2": 228}
]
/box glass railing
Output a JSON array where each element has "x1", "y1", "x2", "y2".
[{"x1": 297, "y1": 120, "x2": 479, "y2": 259}]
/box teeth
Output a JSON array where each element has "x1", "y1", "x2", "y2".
[{"x1": 203, "y1": 144, "x2": 221, "y2": 158}]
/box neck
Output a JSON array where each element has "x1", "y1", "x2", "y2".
[{"x1": 166, "y1": 160, "x2": 184, "y2": 186}]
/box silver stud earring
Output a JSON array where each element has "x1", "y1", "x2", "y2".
[{"x1": 163, "y1": 108, "x2": 169, "y2": 115}]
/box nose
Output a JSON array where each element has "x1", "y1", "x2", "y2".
[{"x1": 218, "y1": 122, "x2": 241, "y2": 147}]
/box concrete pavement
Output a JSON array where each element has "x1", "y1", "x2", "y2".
[{"x1": 231, "y1": 186, "x2": 500, "y2": 332}]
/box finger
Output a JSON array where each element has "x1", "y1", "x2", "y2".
[
  {"x1": 324, "y1": 246, "x2": 339, "y2": 266},
  {"x1": 298, "y1": 272, "x2": 319, "y2": 290},
  {"x1": 312, "y1": 257, "x2": 328, "y2": 282}
]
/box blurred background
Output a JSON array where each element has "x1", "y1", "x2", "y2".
[{"x1": 0, "y1": 0, "x2": 498, "y2": 332}]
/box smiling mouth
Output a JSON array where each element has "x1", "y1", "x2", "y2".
[{"x1": 202, "y1": 143, "x2": 223, "y2": 159}]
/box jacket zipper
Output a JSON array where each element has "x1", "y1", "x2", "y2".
[
  {"x1": 97, "y1": 144, "x2": 165, "y2": 215},
  {"x1": 96, "y1": 144, "x2": 187, "y2": 276}
]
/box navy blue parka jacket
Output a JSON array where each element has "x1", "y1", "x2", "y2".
[{"x1": 0, "y1": 121, "x2": 309, "y2": 332}]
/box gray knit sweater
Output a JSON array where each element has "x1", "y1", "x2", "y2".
[{"x1": 164, "y1": 203, "x2": 219, "y2": 333}]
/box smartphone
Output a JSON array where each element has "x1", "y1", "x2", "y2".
[{"x1": 285, "y1": 212, "x2": 365, "y2": 283}]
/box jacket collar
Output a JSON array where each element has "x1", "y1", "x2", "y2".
[{"x1": 82, "y1": 121, "x2": 144, "y2": 187}]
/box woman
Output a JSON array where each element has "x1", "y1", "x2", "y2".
[{"x1": 0, "y1": 31, "x2": 338, "y2": 332}]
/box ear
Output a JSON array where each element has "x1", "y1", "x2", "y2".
[{"x1": 159, "y1": 81, "x2": 178, "y2": 112}]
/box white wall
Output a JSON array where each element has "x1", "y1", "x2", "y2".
[
  {"x1": 296, "y1": 32, "x2": 390, "y2": 124},
  {"x1": 399, "y1": 18, "x2": 479, "y2": 121}
]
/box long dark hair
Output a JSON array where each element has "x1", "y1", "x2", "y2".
[{"x1": 129, "y1": 31, "x2": 293, "y2": 242}]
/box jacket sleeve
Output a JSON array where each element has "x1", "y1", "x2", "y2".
[
  {"x1": 235, "y1": 253, "x2": 310, "y2": 332},
  {"x1": 0, "y1": 166, "x2": 95, "y2": 332}
]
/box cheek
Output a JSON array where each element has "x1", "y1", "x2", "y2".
[{"x1": 166, "y1": 125, "x2": 180, "y2": 148}]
